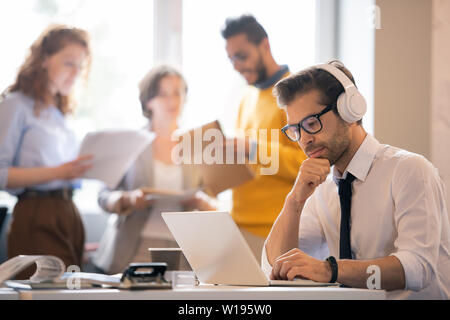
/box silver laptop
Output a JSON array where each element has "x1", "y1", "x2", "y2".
[{"x1": 162, "y1": 211, "x2": 337, "y2": 287}]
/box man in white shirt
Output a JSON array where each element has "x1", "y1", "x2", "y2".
[{"x1": 263, "y1": 60, "x2": 450, "y2": 299}]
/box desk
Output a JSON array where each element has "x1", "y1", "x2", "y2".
[
  {"x1": 0, "y1": 288, "x2": 19, "y2": 300},
  {"x1": 17, "y1": 285, "x2": 385, "y2": 300}
]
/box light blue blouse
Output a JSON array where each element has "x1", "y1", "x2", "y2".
[{"x1": 0, "y1": 91, "x2": 79, "y2": 195}]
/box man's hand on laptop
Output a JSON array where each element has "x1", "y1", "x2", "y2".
[{"x1": 270, "y1": 248, "x2": 331, "y2": 283}]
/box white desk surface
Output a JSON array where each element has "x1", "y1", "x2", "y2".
[
  {"x1": 16, "y1": 284, "x2": 386, "y2": 300},
  {"x1": 0, "y1": 287, "x2": 20, "y2": 300}
]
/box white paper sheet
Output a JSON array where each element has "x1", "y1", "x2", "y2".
[
  {"x1": 78, "y1": 129, "x2": 155, "y2": 189},
  {"x1": 143, "y1": 188, "x2": 198, "y2": 204}
]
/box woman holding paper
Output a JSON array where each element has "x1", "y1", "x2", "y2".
[
  {"x1": 93, "y1": 65, "x2": 217, "y2": 274},
  {"x1": 0, "y1": 25, "x2": 93, "y2": 278}
]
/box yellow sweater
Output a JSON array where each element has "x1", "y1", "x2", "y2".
[{"x1": 232, "y1": 76, "x2": 307, "y2": 238}]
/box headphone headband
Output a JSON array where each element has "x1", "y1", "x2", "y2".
[
  {"x1": 314, "y1": 63, "x2": 366, "y2": 123},
  {"x1": 315, "y1": 64, "x2": 356, "y2": 92}
]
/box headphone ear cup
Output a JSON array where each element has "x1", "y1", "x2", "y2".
[
  {"x1": 336, "y1": 91, "x2": 367, "y2": 123},
  {"x1": 336, "y1": 92, "x2": 351, "y2": 123},
  {"x1": 349, "y1": 93, "x2": 367, "y2": 122}
]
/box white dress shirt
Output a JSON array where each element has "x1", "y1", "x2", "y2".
[{"x1": 262, "y1": 134, "x2": 450, "y2": 299}]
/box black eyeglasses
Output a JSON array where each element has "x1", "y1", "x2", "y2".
[{"x1": 281, "y1": 106, "x2": 333, "y2": 142}]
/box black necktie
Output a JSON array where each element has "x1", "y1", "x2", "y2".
[{"x1": 338, "y1": 173, "x2": 356, "y2": 259}]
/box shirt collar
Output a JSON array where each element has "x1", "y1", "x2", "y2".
[
  {"x1": 332, "y1": 134, "x2": 382, "y2": 184},
  {"x1": 253, "y1": 65, "x2": 289, "y2": 90}
]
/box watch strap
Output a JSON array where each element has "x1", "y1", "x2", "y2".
[{"x1": 326, "y1": 256, "x2": 338, "y2": 283}]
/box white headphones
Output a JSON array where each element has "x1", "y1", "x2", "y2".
[{"x1": 315, "y1": 63, "x2": 367, "y2": 123}]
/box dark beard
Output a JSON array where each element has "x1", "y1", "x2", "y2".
[
  {"x1": 305, "y1": 121, "x2": 351, "y2": 165},
  {"x1": 326, "y1": 123, "x2": 351, "y2": 166},
  {"x1": 254, "y1": 55, "x2": 267, "y2": 84}
]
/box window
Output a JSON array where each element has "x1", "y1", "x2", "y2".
[
  {"x1": 0, "y1": 0, "x2": 154, "y2": 133},
  {"x1": 0, "y1": 0, "x2": 155, "y2": 213},
  {"x1": 181, "y1": 0, "x2": 317, "y2": 134},
  {"x1": 0, "y1": 0, "x2": 317, "y2": 213},
  {"x1": 181, "y1": 0, "x2": 317, "y2": 210}
]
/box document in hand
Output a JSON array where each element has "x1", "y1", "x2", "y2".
[
  {"x1": 176, "y1": 120, "x2": 254, "y2": 196},
  {"x1": 141, "y1": 187, "x2": 197, "y2": 204},
  {"x1": 78, "y1": 129, "x2": 155, "y2": 188}
]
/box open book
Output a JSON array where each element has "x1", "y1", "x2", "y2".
[{"x1": 0, "y1": 255, "x2": 171, "y2": 290}]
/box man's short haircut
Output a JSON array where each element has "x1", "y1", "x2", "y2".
[
  {"x1": 221, "y1": 14, "x2": 268, "y2": 44},
  {"x1": 273, "y1": 60, "x2": 362, "y2": 125}
]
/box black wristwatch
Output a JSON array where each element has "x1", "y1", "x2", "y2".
[{"x1": 326, "y1": 256, "x2": 338, "y2": 283}]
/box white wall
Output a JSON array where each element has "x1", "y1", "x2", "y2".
[
  {"x1": 374, "y1": 0, "x2": 432, "y2": 158},
  {"x1": 431, "y1": 0, "x2": 450, "y2": 216},
  {"x1": 374, "y1": 0, "x2": 450, "y2": 217}
]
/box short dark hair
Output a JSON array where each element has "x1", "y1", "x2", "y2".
[
  {"x1": 138, "y1": 65, "x2": 188, "y2": 119},
  {"x1": 221, "y1": 14, "x2": 268, "y2": 44},
  {"x1": 273, "y1": 60, "x2": 362, "y2": 125}
]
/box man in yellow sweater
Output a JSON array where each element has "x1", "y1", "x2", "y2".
[{"x1": 221, "y1": 15, "x2": 307, "y2": 262}]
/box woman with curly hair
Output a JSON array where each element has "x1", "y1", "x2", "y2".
[{"x1": 0, "y1": 24, "x2": 93, "y2": 278}]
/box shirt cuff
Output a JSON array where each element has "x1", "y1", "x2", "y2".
[
  {"x1": 390, "y1": 251, "x2": 425, "y2": 291},
  {"x1": 105, "y1": 191, "x2": 130, "y2": 214},
  {"x1": 261, "y1": 241, "x2": 273, "y2": 279}
]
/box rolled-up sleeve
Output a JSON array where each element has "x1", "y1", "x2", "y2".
[
  {"x1": 0, "y1": 97, "x2": 25, "y2": 190},
  {"x1": 97, "y1": 174, "x2": 131, "y2": 215},
  {"x1": 298, "y1": 194, "x2": 328, "y2": 259},
  {"x1": 390, "y1": 250, "x2": 428, "y2": 291},
  {"x1": 97, "y1": 186, "x2": 123, "y2": 213},
  {"x1": 390, "y1": 156, "x2": 445, "y2": 291}
]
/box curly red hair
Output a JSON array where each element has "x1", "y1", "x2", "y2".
[{"x1": 7, "y1": 24, "x2": 91, "y2": 115}]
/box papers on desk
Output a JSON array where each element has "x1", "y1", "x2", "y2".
[
  {"x1": 78, "y1": 129, "x2": 155, "y2": 188},
  {"x1": 0, "y1": 255, "x2": 65, "y2": 285},
  {"x1": 0, "y1": 255, "x2": 171, "y2": 290}
]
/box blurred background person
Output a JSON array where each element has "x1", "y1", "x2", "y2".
[
  {"x1": 221, "y1": 15, "x2": 307, "y2": 262},
  {"x1": 0, "y1": 24, "x2": 93, "y2": 278},
  {"x1": 93, "y1": 65, "x2": 216, "y2": 274}
]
